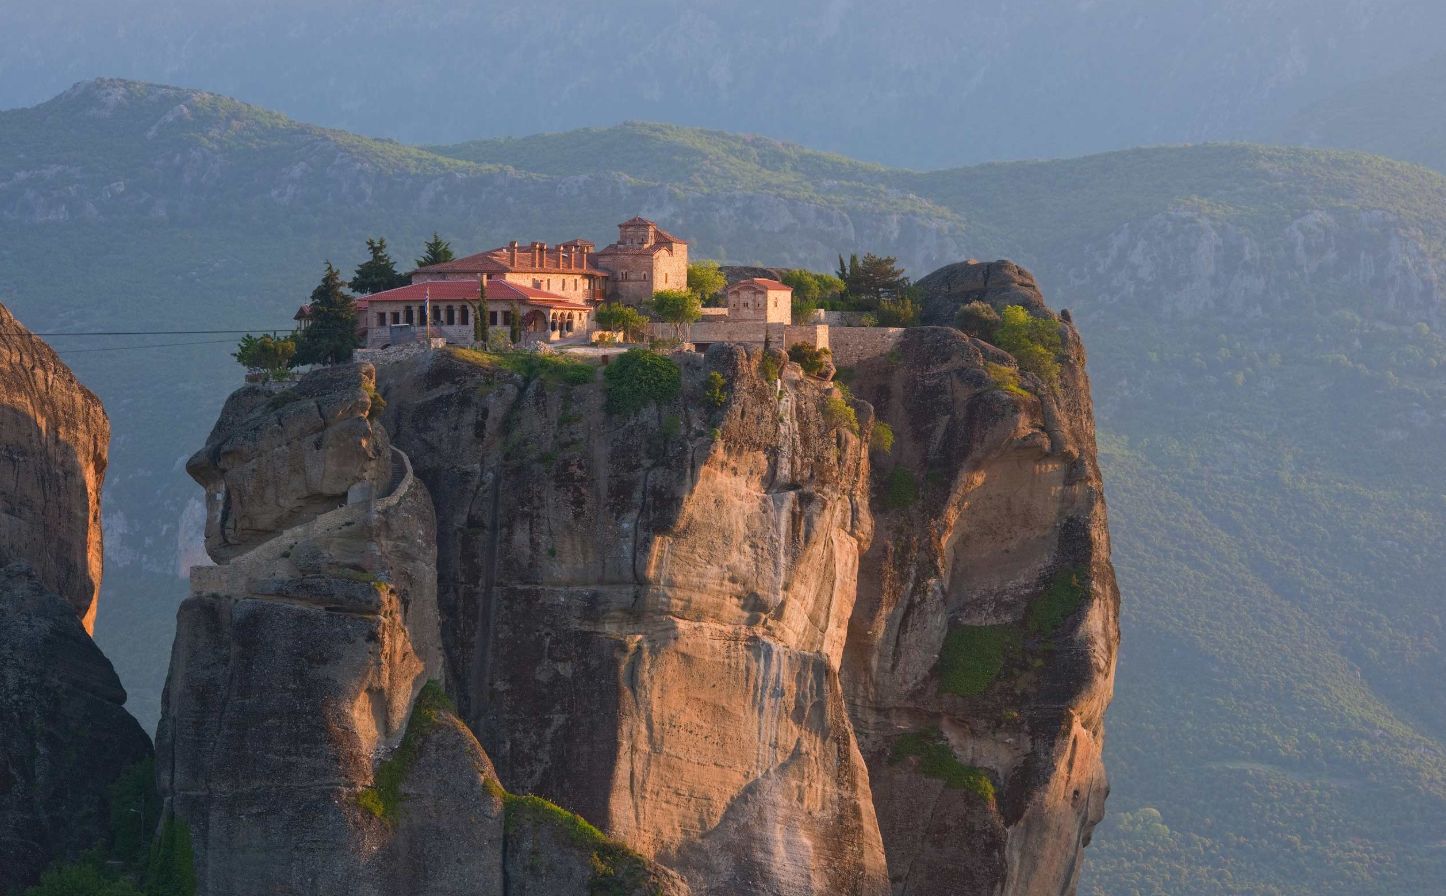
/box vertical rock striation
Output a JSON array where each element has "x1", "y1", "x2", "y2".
[
  {"x1": 0, "y1": 303, "x2": 151, "y2": 891},
  {"x1": 0, "y1": 302, "x2": 108, "y2": 629},
  {"x1": 844, "y1": 261, "x2": 1119, "y2": 896},
  {"x1": 378, "y1": 345, "x2": 888, "y2": 896},
  {"x1": 158, "y1": 362, "x2": 683, "y2": 895}
]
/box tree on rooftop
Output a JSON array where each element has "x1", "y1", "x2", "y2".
[
  {"x1": 415, "y1": 232, "x2": 455, "y2": 268},
  {"x1": 687, "y1": 260, "x2": 727, "y2": 307},
  {"x1": 291, "y1": 262, "x2": 359, "y2": 366},
  {"x1": 649, "y1": 289, "x2": 702, "y2": 345},
  {"x1": 349, "y1": 237, "x2": 407, "y2": 295}
]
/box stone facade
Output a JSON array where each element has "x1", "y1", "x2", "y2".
[
  {"x1": 594, "y1": 217, "x2": 689, "y2": 306},
  {"x1": 725, "y1": 278, "x2": 792, "y2": 324},
  {"x1": 361, "y1": 280, "x2": 592, "y2": 348},
  {"x1": 825, "y1": 327, "x2": 906, "y2": 367}
]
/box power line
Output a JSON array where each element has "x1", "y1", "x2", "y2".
[
  {"x1": 57, "y1": 338, "x2": 241, "y2": 354},
  {"x1": 0, "y1": 329, "x2": 285, "y2": 337}
]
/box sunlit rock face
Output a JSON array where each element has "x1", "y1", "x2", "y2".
[{"x1": 0, "y1": 302, "x2": 109, "y2": 630}]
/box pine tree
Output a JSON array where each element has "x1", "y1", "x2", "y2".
[
  {"x1": 474, "y1": 276, "x2": 489, "y2": 345},
  {"x1": 292, "y1": 262, "x2": 360, "y2": 366},
  {"x1": 415, "y1": 232, "x2": 455, "y2": 268},
  {"x1": 349, "y1": 237, "x2": 407, "y2": 294}
]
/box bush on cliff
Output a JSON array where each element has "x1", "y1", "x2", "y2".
[
  {"x1": 994, "y1": 305, "x2": 1062, "y2": 386},
  {"x1": 889, "y1": 730, "x2": 995, "y2": 803},
  {"x1": 787, "y1": 343, "x2": 831, "y2": 376},
  {"x1": 955, "y1": 301, "x2": 1001, "y2": 341},
  {"x1": 604, "y1": 349, "x2": 681, "y2": 415}
]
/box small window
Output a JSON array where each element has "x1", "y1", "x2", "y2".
[
  {"x1": 460, "y1": 306, "x2": 469, "y2": 325},
  {"x1": 503, "y1": 311, "x2": 512, "y2": 325},
  {"x1": 377, "y1": 312, "x2": 386, "y2": 327},
  {"x1": 446, "y1": 305, "x2": 456, "y2": 325},
  {"x1": 490, "y1": 311, "x2": 499, "y2": 325},
  {"x1": 391, "y1": 311, "x2": 400, "y2": 325},
  {"x1": 404, "y1": 306, "x2": 414, "y2": 324}
]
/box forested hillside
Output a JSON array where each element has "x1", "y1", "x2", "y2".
[{"x1": 1, "y1": 80, "x2": 1442, "y2": 895}]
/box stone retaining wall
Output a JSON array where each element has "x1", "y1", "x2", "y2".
[{"x1": 827, "y1": 327, "x2": 906, "y2": 367}]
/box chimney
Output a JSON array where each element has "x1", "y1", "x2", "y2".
[
  {"x1": 561, "y1": 245, "x2": 572, "y2": 269},
  {"x1": 508, "y1": 241, "x2": 519, "y2": 266},
  {"x1": 532, "y1": 241, "x2": 544, "y2": 268}
]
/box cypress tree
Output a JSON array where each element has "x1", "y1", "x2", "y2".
[
  {"x1": 416, "y1": 232, "x2": 455, "y2": 268},
  {"x1": 509, "y1": 299, "x2": 523, "y2": 344},
  {"x1": 293, "y1": 261, "x2": 360, "y2": 366},
  {"x1": 350, "y1": 237, "x2": 407, "y2": 294},
  {"x1": 474, "y1": 276, "x2": 489, "y2": 346}
]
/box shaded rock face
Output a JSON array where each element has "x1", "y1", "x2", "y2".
[
  {"x1": 0, "y1": 563, "x2": 153, "y2": 892},
  {"x1": 378, "y1": 345, "x2": 888, "y2": 896},
  {"x1": 159, "y1": 363, "x2": 681, "y2": 896},
  {"x1": 0, "y1": 303, "x2": 109, "y2": 629},
  {"x1": 915, "y1": 259, "x2": 1051, "y2": 327},
  {"x1": 841, "y1": 309, "x2": 1118, "y2": 892},
  {"x1": 185, "y1": 364, "x2": 395, "y2": 563}
]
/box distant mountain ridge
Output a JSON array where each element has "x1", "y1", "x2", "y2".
[{"x1": 2, "y1": 79, "x2": 1443, "y2": 896}]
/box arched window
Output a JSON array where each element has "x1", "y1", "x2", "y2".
[
  {"x1": 446, "y1": 305, "x2": 456, "y2": 325},
  {"x1": 459, "y1": 306, "x2": 470, "y2": 325}
]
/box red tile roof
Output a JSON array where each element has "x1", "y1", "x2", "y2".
[
  {"x1": 411, "y1": 246, "x2": 608, "y2": 277},
  {"x1": 361, "y1": 279, "x2": 591, "y2": 310},
  {"x1": 730, "y1": 278, "x2": 792, "y2": 291}
]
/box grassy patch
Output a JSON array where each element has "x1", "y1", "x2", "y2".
[
  {"x1": 883, "y1": 467, "x2": 918, "y2": 510},
  {"x1": 1026, "y1": 567, "x2": 1089, "y2": 636},
  {"x1": 504, "y1": 794, "x2": 659, "y2": 896},
  {"x1": 937, "y1": 624, "x2": 1020, "y2": 696},
  {"x1": 355, "y1": 680, "x2": 454, "y2": 824},
  {"x1": 502, "y1": 351, "x2": 596, "y2": 386},
  {"x1": 890, "y1": 730, "x2": 995, "y2": 803}
]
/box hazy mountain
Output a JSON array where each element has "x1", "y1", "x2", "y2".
[
  {"x1": 6, "y1": 1, "x2": 1446, "y2": 168},
  {"x1": 1, "y1": 80, "x2": 1443, "y2": 895},
  {"x1": 1280, "y1": 52, "x2": 1446, "y2": 174}
]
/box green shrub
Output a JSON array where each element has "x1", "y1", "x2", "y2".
[
  {"x1": 955, "y1": 301, "x2": 1002, "y2": 340},
  {"x1": 23, "y1": 863, "x2": 144, "y2": 896},
  {"x1": 870, "y1": 421, "x2": 895, "y2": 454},
  {"x1": 995, "y1": 305, "x2": 1063, "y2": 386},
  {"x1": 876, "y1": 295, "x2": 921, "y2": 327},
  {"x1": 883, "y1": 467, "x2": 918, "y2": 510},
  {"x1": 937, "y1": 624, "x2": 1020, "y2": 696},
  {"x1": 604, "y1": 349, "x2": 682, "y2": 415},
  {"x1": 890, "y1": 730, "x2": 995, "y2": 802},
  {"x1": 825, "y1": 395, "x2": 860, "y2": 434},
  {"x1": 759, "y1": 351, "x2": 782, "y2": 383},
  {"x1": 1026, "y1": 568, "x2": 1088, "y2": 636},
  {"x1": 356, "y1": 680, "x2": 454, "y2": 824},
  {"x1": 501, "y1": 351, "x2": 595, "y2": 386},
  {"x1": 985, "y1": 362, "x2": 1031, "y2": 397},
  {"x1": 787, "y1": 342, "x2": 832, "y2": 376},
  {"x1": 704, "y1": 370, "x2": 728, "y2": 408}
]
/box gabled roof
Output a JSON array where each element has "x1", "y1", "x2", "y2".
[{"x1": 729, "y1": 277, "x2": 792, "y2": 291}]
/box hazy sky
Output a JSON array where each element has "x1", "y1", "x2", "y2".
[{"x1": 5, "y1": 1, "x2": 1445, "y2": 167}]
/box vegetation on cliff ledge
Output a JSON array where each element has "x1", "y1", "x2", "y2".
[
  {"x1": 1026, "y1": 568, "x2": 1089, "y2": 637},
  {"x1": 890, "y1": 729, "x2": 995, "y2": 803},
  {"x1": 603, "y1": 349, "x2": 681, "y2": 415},
  {"x1": 937, "y1": 624, "x2": 1022, "y2": 697},
  {"x1": 502, "y1": 794, "x2": 662, "y2": 896},
  {"x1": 356, "y1": 680, "x2": 453, "y2": 824}
]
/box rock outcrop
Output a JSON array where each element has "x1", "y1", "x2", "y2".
[
  {"x1": 158, "y1": 363, "x2": 683, "y2": 895},
  {"x1": 378, "y1": 345, "x2": 888, "y2": 896},
  {"x1": 159, "y1": 258, "x2": 1116, "y2": 895},
  {"x1": 0, "y1": 304, "x2": 151, "y2": 891},
  {"x1": 0, "y1": 303, "x2": 109, "y2": 629},
  {"x1": 844, "y1": 265, "x2": 1118, "y2": 896}
]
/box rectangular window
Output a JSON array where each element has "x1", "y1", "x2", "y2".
[
  {"x1": 392, "y1": 311, "x2": 400, "y2": 325},
  {"x1": 404, "y1": 306, "x2": 414, "y2": 324},
  {"x1": 446, "y1": 305, "x2": 456, "y2": 325},
  {"x1": 503, "y1": 311, "x2": 512, "y2": 325},
  {"x1": 377, "y1": 312, "x2": 386, "y2": 326},
  {"x1": 460, "y1": 306, "x2": 469, "y2": 325},
  {"x1": 490, "y1": 311, "x2": 499, "y2": 325}
]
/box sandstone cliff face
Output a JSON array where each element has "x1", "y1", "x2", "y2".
[
  {"x1": 377, "y1": 345, "x2": 887, "y2": 896},
  {"x1": 159, "y1": 363, "x2": 683, "y2": 896},
  {"x1": 846, "y1": 263, "x2": 1118, "y2": 896},
  {"x1": 0, "y1": 305, "x2": 151, "y2": 891},
  {"x1": 161, "y1": 259, "x2": 1115, "y2": 895},
  {"x1": 0, "y1": 302, "x2": 109, "y2": 629}
]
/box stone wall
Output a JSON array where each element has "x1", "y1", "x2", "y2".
[{"x1": 826, "y1": 327, "x2": 906, "y2": 368}]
